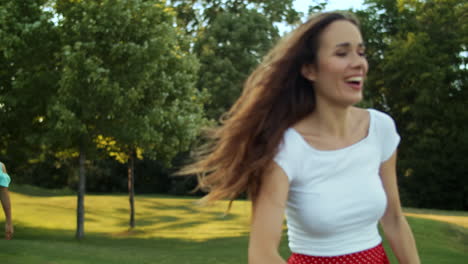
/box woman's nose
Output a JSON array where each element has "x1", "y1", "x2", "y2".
[{"x1": 350, "y1": 53, "x2": 367, "y2": 70}]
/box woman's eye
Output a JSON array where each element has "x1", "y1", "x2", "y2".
[
  {"x1": 336, "y1": 52, "x2": 347, "y2": 57},
  {"x1": 359, "y1": 51, "x2": 366, "y2": 57}
]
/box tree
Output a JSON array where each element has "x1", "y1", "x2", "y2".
[
  {"x1": 171, "y1": 0, "x2": 300, "y2": 34},
  {"x1": 171, "y1": 0, "x2": 300, "y2": 121},
  {"x1": 357, "y1": 0, "x2": 468, "y2": 209},
  {"x1": 0, "y1": 0, "x2": 59, "y2": 173},
  {"x1": 194, "y1": 8, "x2": 280, "y2": 119},
  {"x1": 49, "y1": 0, "x2": 205, "y2": 238},
  {"x1": 95, "y1": 18, "x2": 206, "y2": 227}
]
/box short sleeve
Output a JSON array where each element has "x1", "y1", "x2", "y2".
[
  {"x1": 273, "y1": 129, "x2": 299, "y2": 183},
  {"x1": 274, "y1": 145, "x2": 294, "y2": 183},
  {"x1": 0, "y1": 171, "x2": 11, "y2": 187},
  {"x1": 376, "y1": 111, "x2": 401, "y2": 162}
]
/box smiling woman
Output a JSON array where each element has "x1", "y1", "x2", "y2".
[
  {"x1": 179, "y1": 11, "x2": 420, "y2": 264},
  {"x1": 300, "y1": 20, "x2": 368, "y2": 111}
]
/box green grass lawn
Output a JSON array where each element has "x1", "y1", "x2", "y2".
[{"x1": 0, "y1": 184, "x2": 467, "y2": 263}]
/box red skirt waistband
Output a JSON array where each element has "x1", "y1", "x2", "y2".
[{"x1": 288, "y1": 243, "x2": 390, "y2": 264}]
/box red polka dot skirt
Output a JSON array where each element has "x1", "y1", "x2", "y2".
[{"x1": 288, "y1": 243, "x2": 390, "y2": 264}]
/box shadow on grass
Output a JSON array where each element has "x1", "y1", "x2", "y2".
[
  {"x1": 113, "y1": 201, "x2": 242, "y2": 230},
  {"x1": 142, "y1": 201, "x2": 243, "y2": 220},
  {"x1": 115, "y1": 213, "x2": 241, "y2": 231},
  {"x1": 9, "y1": 184, "x2": 75, "y2": 197}
]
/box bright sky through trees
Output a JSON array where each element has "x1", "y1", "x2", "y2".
[
  {"x1": 294, "y1": 0, "x2": 365, "y2": 13},
  {"x1": 277, "y1": 0, "x2": 365, "y2": 35}
]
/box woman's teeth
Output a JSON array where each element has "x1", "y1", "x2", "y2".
[{"x1": 345, "y1": 76, "x2": 363, "y2": 83}]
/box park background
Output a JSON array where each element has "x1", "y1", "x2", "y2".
[{"x1": 0, "y1": 0, "x2": 467, "y2": 263}]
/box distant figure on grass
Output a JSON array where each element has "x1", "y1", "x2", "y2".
[
  {"x1": 0, "y1": 162, "x2": 13, "y2": 240},
  {"x1": 179, "y1": 12, "x2": 420, "y2": 264}
]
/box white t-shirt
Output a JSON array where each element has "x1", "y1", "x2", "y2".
[{"x1": 274, "y1": 109, "x2": 400, "y2": 256}]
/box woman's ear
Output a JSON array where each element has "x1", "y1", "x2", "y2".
[{"x1": 301, "y1": 64, "x2": 317, "y2": 81}]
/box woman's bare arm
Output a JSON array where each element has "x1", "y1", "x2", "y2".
[
  {"x1": 248, "y1": 162, "x2": 289, "y2": 264},
  {"x1": 379, "y1": 151, "x2": 420, "y2": 264},
  {"x1": 0, "y1": 187, "x2": 13, "y2": 240}
]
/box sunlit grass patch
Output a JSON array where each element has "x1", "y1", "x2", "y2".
[
  {"x1": 10, "y1": 190, "x2": 253, "y2": 241},
  {"x1": 404, "y1": 207, "x2": 468, "y2": 228}
]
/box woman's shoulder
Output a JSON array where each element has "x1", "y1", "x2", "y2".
[
  {"x1": 363, "y1": 108, "x2": 398, "y2": 129},
  {"x1": 365, "y1": 108, "x2": 400, "y2": 140},
  {"x1": 365, "y1": 108, "x2": 395, "y2": 120},
  {"x1": 277, "y1": 127, "x2": 300, "y2": 150}
]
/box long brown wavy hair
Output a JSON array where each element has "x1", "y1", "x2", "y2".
[{"x1": 179, "y1": 12, "x2": 360, "y2": 206}]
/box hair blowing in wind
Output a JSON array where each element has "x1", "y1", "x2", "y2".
[{"x1": 178, "y1": 12, "x2": 359, "y2": 206}]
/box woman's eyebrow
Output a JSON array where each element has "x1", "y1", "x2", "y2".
[{"x1": 335, "y1": 42, "x2": 365, "y2": 48}]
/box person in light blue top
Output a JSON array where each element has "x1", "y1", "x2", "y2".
[{"x1": 0, "y1": 162, "x2": 13, "y2": 240}]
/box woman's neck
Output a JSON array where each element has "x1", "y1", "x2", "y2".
[{"x1": 297, "y1": 103, "x2": 358, "y2": 139}]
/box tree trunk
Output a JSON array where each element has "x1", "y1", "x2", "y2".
[
  {"x1": 76, "y1": 143, "x2": 86, "y2": 239},
  {"x1": 128, "y1": 150, "x2": 135, "y2": 229}
]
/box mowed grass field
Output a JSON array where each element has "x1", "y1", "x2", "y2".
[{"x1": 0, "y1": 184, "x2": 467, "y2": 264}]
